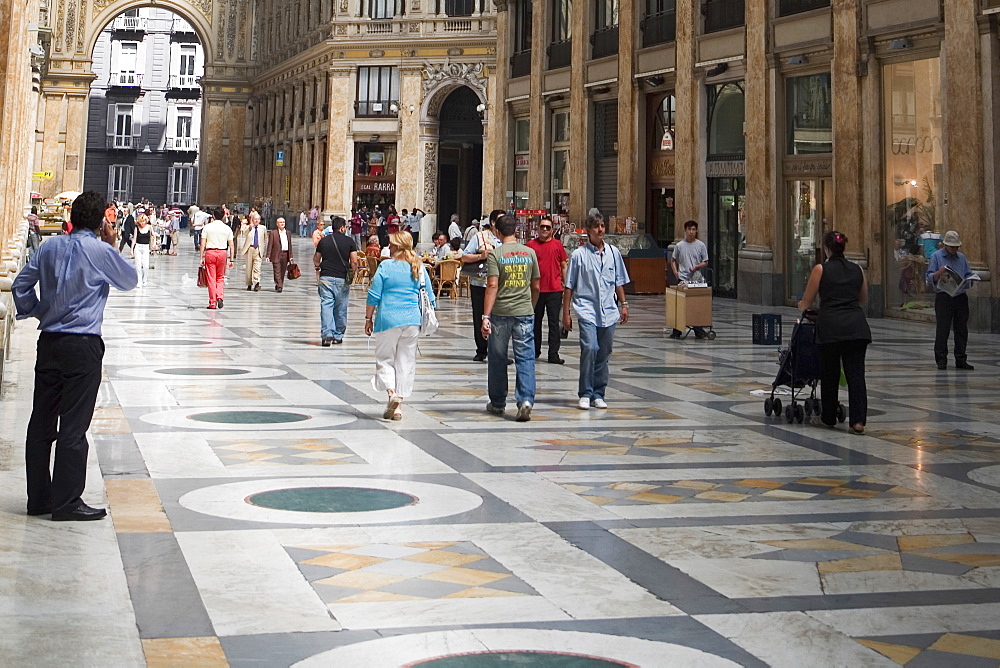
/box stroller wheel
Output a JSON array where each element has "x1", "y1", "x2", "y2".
[
  {"x1": 794, "y1": 404, "x2": 805, "y2": 423},
  {"x1": 785, "y1": 405, "x2": 794, "y2": 424},
  {"x1": 764, "y1": 398, "x2": 773, "y2": 416},
  {"x1": 772, "y1": 398, "x2": 782, "y2": 417},
  {"x1": 836, "y1": 403, "x2": 846, "y2": 423}
]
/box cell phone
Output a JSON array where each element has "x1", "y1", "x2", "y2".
[{"x1": 560, "y1": 326, "x2": 569, "y2": 339}]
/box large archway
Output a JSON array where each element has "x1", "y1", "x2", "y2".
[
  {"x1": 82, "y1": 7, "x2": 206, "y2": 207},
  {"x1": 436, "y1": 86, "x2": 484, "y2": 226}
]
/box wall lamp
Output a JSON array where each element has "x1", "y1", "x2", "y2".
[
  {"x1": 476, "y1": 103, "x2": 487, "y2": 113},
  {"x1": 706, "y1": 62, "x2": 728, "y2": 77},
  {"x1": 370, "y1": 134, "x2": 380, "y2": 143},
  {"x1": 889, "y1": 38, "x2": 913, "y2": 50},
  {"x1": 645, "y1": 75, "x2": 664, "y2": 87},
  {"x1": 389, "y1": 102, "x2": 415, "y2": 115}
]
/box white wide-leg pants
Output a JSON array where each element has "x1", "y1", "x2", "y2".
[{"x1": 373, "y1": 325, "x2": 420, "y2": 398}]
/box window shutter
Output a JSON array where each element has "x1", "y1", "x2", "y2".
[
  {"x1": 132, "y1": 103, "x2": 143, "y2": 138},
  {"x1": 168, "y1": 166, "x2": 176, "y2": 202},
  {"x1": 107, "y1": 103, "x2": 116, "y2": 136},
  {"x1": 108, "y1": 166, "x2": 116, "y2": 200},
  {"x1": 126, "y1": 166, "x2": 134, "y2": 201}
]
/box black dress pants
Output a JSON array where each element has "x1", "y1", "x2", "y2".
[
  {"x1": 25, "y1": 332, "x2": 105, "y2": 514},
  {"x1": 934, "y1": 292, "x2": 969, "y2": 365},
  {"x1": 534, "y1": 291, "x2": 563, "y2": 358},
  {"x1": 819, "y1": 339, "x2": 868, "y2": 427},
  {"x1": 471, "y1": 284, "x2": 487, "y2": 356}
]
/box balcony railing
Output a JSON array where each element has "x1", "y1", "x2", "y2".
[
  {"x1": 169, "y1": 74, "x2": 198, "y2": 88},
  {"x1": 777, "y1": 0, "x2": 828, "y2": 16},
  {"x1": 510, "y1": 50, "x2": 531, "y2": 78},
  {"x1": 444, "y1": 19, "x2": 473, "y2": 31},
  {"x1": 641, "y1": 9, "x2": 676, "y2": 47},
  {"x1": 368, "y1": 21, "x2": 395, "y2": 33},
  {"x1": 111, "y1": 72, "x2": 142, "y2": 87},
  {"x1": 167, "y1": 136, "x2": 199, "y2": 151},
  {"x1": 354, "y1": 100, "x2": 399, "y2": 118},
  {"x1": 171, "y1": 18, "x2": 196, "y2": 33},
  {"x1": 703, "y1": 0, "x2": 744, "y2": 33},
  {"x1": 329, "y1": 15, "x2": 495, "y2": 38},
  {"x1": 547, "y1": 39, "x2": 572, "y2": 69},
  {"x1": 107, "y1": 135, "x2": 137, "y2": 150},
  {"x1": 111, "y1": 15, "x2": 146, "y2": 31},
  {"x1": 590, "y1": 24, "x2": 619, "y2": 58}
]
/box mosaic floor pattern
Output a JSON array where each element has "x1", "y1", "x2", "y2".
[{"x1": 2, "y1": 239, "x2": 1000, "y2": 666}]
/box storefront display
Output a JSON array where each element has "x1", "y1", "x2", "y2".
[
  {"x1": 354, "y1": 142, "x2": 397, "y2": 210},
  {"x1": 883, "y1": 57, "x2": 943, "y2": 311}
]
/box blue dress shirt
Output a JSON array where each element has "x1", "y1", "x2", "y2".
[
  {"x1": 12, "y1": 229, "x2": 139, "y2": 335},
  {"x1": 366, "y1": 260, "x2": 435, "y2": 333},
  {"x1": 925, "y1": 248, "x2": 973, "y2": 295},
  {"x1": 565, "y1": 241, "x2": 630, "y2": 327}
]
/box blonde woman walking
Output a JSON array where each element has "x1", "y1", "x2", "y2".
[
  {"x1": 365, "y1": 231, "x2": 435, "y2": 421},
  {"x1": 131, "y1": 211, "x2": 153, "y2": 287}
]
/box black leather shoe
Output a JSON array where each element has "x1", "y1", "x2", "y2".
[
  {"x1": 473, "y1": 354, "x2": 486, "y2": 362},
  {"x1": 669, "y1": 331, "x2": 682, "y2": 339},
  {"x1": 957, "y1": 362, "x2": 974, "y2": 370},
  {"x1": 246, "y1": 285, "x2": 253, "y2": 291},
  {"x1": 548, "y1": 357, "x2": 565, "y2": 365},
  {"x1": 321, "y1": 337, "x2": 333, "y2": 347},
  {"x1": 276, "y1": 287, "x2": 282, "y2": 293},
  {"x1": 253, "y1": 283, "x2": 261, "y2": 292},
  {"x1": 27, "y1": 506, "x2": 52, "y2": 516},
  {"x1": 216, "y1": 298, "x2": 223, "y2": 309},
  {"x1": 937, "y1": 363, "x2": 947, "y2": 370},
  {"x1": 51, "y1": 504, "x2": 107, "y2": 522}
]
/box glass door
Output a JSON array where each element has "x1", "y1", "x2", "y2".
[
  {"x1": 786, "y1": 178, "x2": 832, "y2": 302},
  {"x1": 650, "y1": 188, "x2": 675, "y2": 249},
  {"x1": 708, "y1": 178, "x2": 744, "y2": 299}
]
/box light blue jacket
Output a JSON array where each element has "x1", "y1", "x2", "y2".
[{"x1": 366, "y1": 259, "x2": 436, "y2": 332}]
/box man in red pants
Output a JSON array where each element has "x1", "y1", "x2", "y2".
[{"x1": 199, "y1": 208, "x2": 235, "y2": 309}]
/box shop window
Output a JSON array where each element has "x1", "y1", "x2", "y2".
[
  {"x1": 786, "y1": 179, "x2": 832, "y2": 301},
  {"x1": 786, "y1": 73, "x2": 832, "y2": 154},
  {"x1": 511, "y1": 0, "x2": 532, "y2": 78},
  {"x1": 883, "y1": 58, "x2": 943, "y2": 311},
  {"x1": 707, "y1": 81, "x2": 745, "y2": 158},
  {"x1": 652, "y1": 93, "x2": 676, "y2": 152},
  {"x1": 356, "y1": 142, "x2": 397, "y2": 178},
  {"x1": 551, "y1": 110, "x2": 570, "y2": 215},
  {"x1": 552, "y1": 110, "x2": 569, "y2": 144},
  {"x1": 356, "y1": 66, "x2": 400, "y2": 117},
  {"x1": 513, "y1": 117, "x2": 529, "y2": 210},
  {"x1": 777, "y1": 0, "x2": 828, "y2": 17},
  {"x1": 515, "y1": 118, "x2": 530, "y2": 153},
  {"x1": 548, "y1": 0, "x2": 572, "y2": 69}
]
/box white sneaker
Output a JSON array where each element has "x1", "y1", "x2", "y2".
[
  {"x1": 592, "y1": 398, "x2": 608, "y2": 409},
  {"x1": 577, "y1": 397, "x2": 591, "y2": 410},
  {"x1": 515, "y1": 401, "x2": 532, "y2": 422}
]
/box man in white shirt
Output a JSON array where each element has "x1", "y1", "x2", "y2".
[
  {"x1": 669, "y1": 220, "x2": 710, "y2": 339},
  {"x1": 431, "y1": 232, "x2": 449, "y2": 260},
  {"x1": 199, "y1": 208, "x2": 236, "y2": 309},
  {"x1": 266, "y1": 217, "x2": 294, "y2": 292},
  {"x1": 192, "y1": 206, "x2": 211, "y2": 251},
  {"x1": 448, "y1": 214, "x2": 462, "y2": 241}
]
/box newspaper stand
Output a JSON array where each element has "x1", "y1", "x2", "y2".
[{"x1": 665, "y1": 282, "x2": 716, "y2": 339}]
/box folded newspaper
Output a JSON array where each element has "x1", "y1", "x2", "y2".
[{"x1": 936, "y1": 266, "x2": 980, "y2": 297}]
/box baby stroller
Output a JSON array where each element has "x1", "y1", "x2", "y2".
[{"x1": 763, "y1": 311, "x2": 845, "y2": 424}]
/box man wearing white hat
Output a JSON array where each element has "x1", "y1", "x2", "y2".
[{"x1": 926, "y1": 230, "x2": 975, "y2": 371}]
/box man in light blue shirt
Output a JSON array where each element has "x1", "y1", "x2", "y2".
[
  {"x1": 12, "y1": 191, "x2": 138, "y2": 521},
  {"x1": 562, "y1": 213, "x2": 630, "y2": 409},
  {"x1": 925, "y1": 230, "x2": 976, "y2": 370}
]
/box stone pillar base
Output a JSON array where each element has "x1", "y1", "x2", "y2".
[{"x1": 737, "y1": 245, "x2": 782, "y2": 306}]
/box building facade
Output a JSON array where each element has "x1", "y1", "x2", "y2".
[
  {"x1": 83, "y1": 8, "x2": 205, "y2": 206},
  {"x1": 490, "y1": 0, "x2": 1000, "y2": 330}
]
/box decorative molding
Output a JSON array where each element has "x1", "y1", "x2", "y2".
[
  {"x1": 370, "y1": 49, "x2": 385, "y2": 57},
  {"x1": 238, "y1": 0, "x2": 248, "y2": 60},
  {"x1": 447, "y1": 47, "x2": 464, "y2": 56},
  {"x1": 422, "y1": 141, "x2": 438, "y2": 211},
  {"x1": 65, "y1": 1, "x2": 75, "y2": 52},
  {"x1": 422, "y1": 62, "x2": 488, "y2": 116},
  {"x1": 77, "y1": 0, "x2": 86, "y2": 52},
  {"x1": 227, "y1": 0, "x2": 238, "y2": 58}
]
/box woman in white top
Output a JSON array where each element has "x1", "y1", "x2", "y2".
[{"x1": 132, "y1": 213, "x2": 153, "y2": 286}]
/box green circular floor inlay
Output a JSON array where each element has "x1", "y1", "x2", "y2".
[
  {"x1": 415, "y1": 652, "x2": 629, "y2": 667},
  {"x1": 136, "y1": 339, "x2": 211, "y2": 346},
  {"x1": 189, "y1": 410, "x2": 310, "y2": 424},
  {"x1": 622, "y1": 366, "x2": 711, "y2": 375},
  {"x1": 247, "y1": 487, "x2": 416, "y2": 512},
  {"x1": 156, "y1": 368, "x2": 251, "y2": 376}
]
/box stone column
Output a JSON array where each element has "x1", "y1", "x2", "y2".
[
  {"x1": 527, "y1": 0, "x2": 546, "y2": 208},
  {"x1": 673, "y1": 0, "x2": 700, "y2": 227},
  {"x1": 568, "y1": 0, "x2": 589, "y2": 222},
  {"x1": 616, "y1": 0, "x2": 638, "y2": 218},
  {"x1": 739, "y1": 0, "x2": 777, "y2": 304},
  {"x1": 324, "y1": 67, "x2": 353, "y2": 215},
  {"x1": 200, "y1": 79, "x2": 251, "y2": 206},
  {"x1": 860, "y1": 44, "x2": 884, "y2": 312},
  {"x1": 484, "y1": 0, "x2": 510, "y2": 211},
  {"x1": 397, "y1": 67, "x2": 423, "y2": 213},
  {"x1": 943, "y1": 0, "x2": 989, "y2": 327},
  {"x1": 831, "y1": 0, "x2": 864, "y2": 262}
]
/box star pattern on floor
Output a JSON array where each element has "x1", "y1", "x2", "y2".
[
  {"x1": 286, "y1": 542, "x2": 539, "y2": 603},
  {"x1": 208, "y1": 438, "x2": 365, "y2": 466},
  {"x1": 562, "y1": 476, "x2": 927, "y2": 506},
  {"x1": 167, "y1": 383, "x2": 284, "y2": 402},
  {"x1": 854, "y1": 631, "x2": 1000, "y2": 665},
  {"x1": 535, "y1": 434, "x2": 731, "y2": 457}
]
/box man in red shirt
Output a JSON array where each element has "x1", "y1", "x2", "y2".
[{"x1": 527, "y1": 216, "x2": 569, "y2": 364}]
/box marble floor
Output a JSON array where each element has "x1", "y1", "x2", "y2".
[{"x1": 2, "y1": 237, "x2": 1000, "y2": 667}]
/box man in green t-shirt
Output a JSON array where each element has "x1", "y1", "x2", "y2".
[{"x1": 481, "y1": 214, "x2": 540, "y2": 421}]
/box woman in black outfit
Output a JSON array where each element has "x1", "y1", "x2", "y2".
[{"x1": 797, "y1": 231, "x2": 871, "y2": 434}]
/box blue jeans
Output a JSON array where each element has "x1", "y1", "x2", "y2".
[
  {"x1": 578, "y1": 320, "x2": 616, "y2": 400},
  {"x1": 318, "y1": 277, "x2": 350, "y2": 340},
  {"x1": 487, "y1": 315, "x2": 536, "y2": 408},
  {"x1": 192, "y1": 228, "x2": 202, "y2": 250}
]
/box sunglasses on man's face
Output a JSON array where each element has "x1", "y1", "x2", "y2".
[{"x1": 539, "y1": 226, "x2": 553, "y2": 230}]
